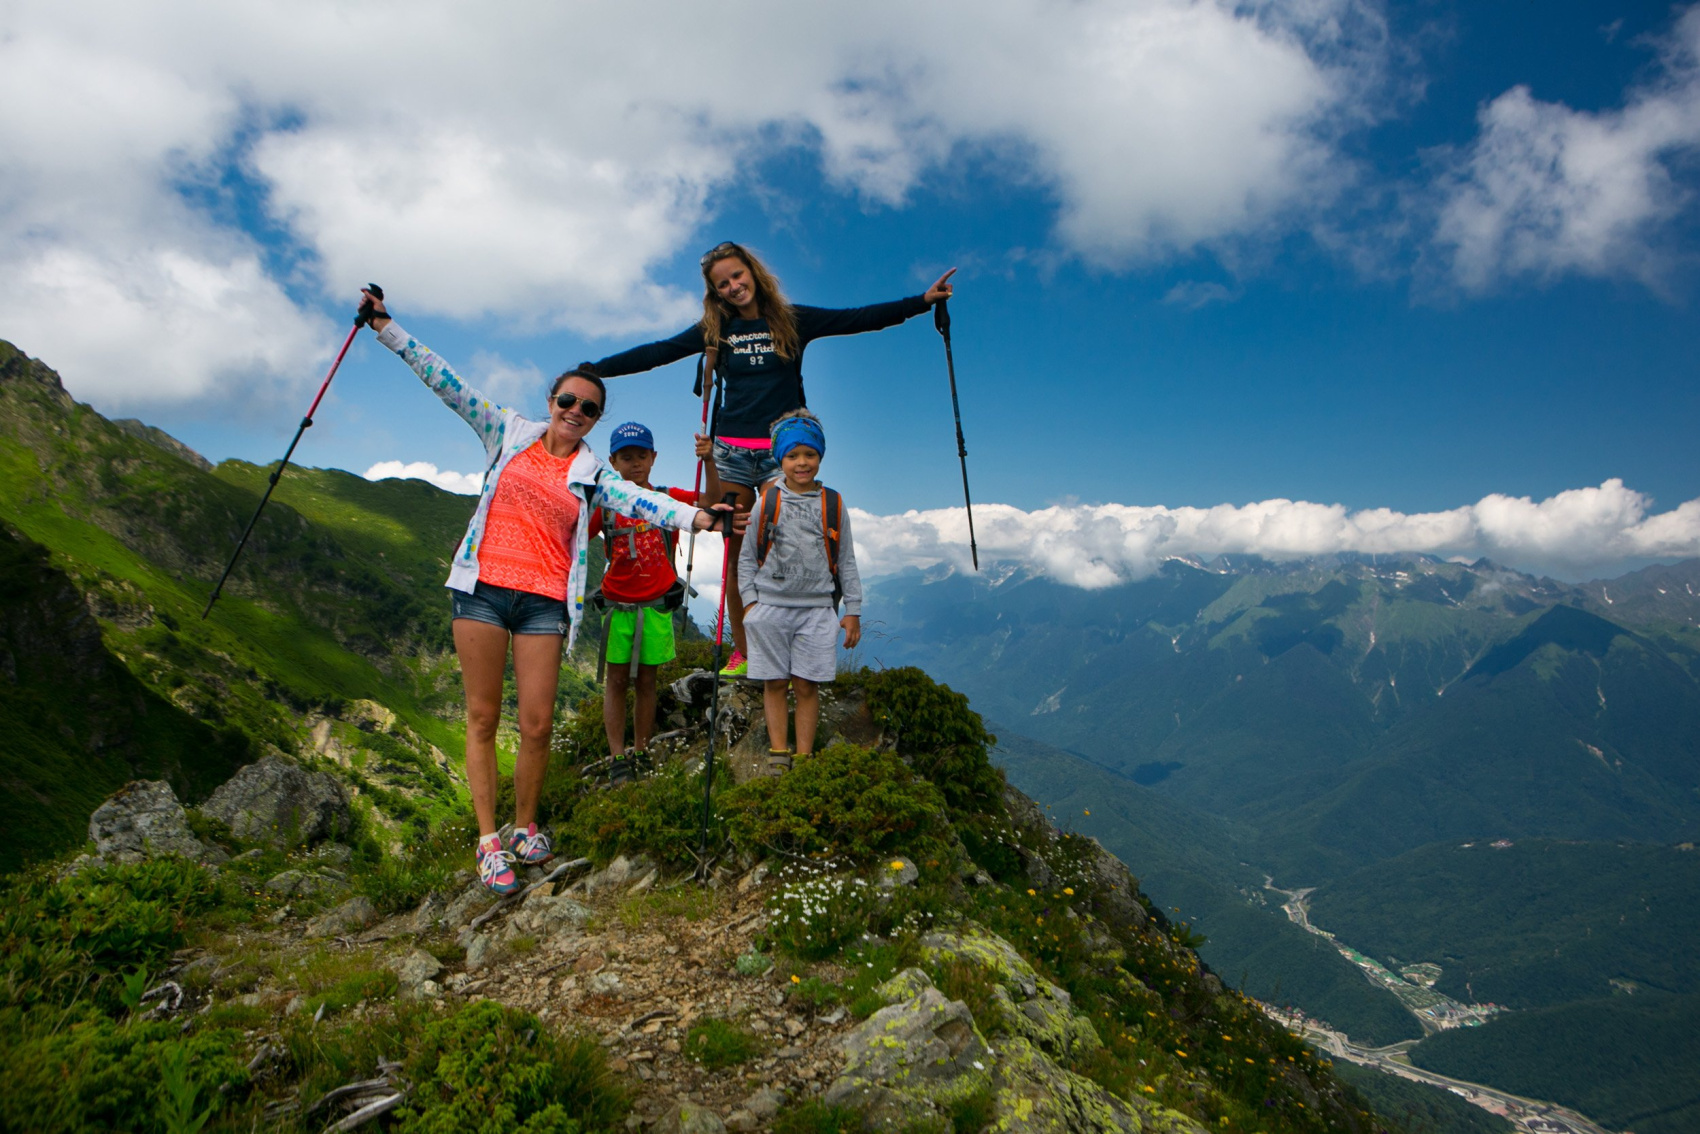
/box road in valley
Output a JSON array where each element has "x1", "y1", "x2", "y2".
[{"x1": 1258, "y1": 881, "x2": 1618, "y2": 1134}]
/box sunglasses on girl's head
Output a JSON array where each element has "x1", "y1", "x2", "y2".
[
  {"x1": 553, "y1": 392, "x2": 602, "y2": 418},
  {"x1": 700, "y1": 241, "x2": 740, "y2": 266}
]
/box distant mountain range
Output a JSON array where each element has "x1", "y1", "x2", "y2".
[
  {"x1": 864, "y1": 554, "x2": 1700, "y2": 879},
  {"x1": 863, "y1": 555, "x2": 1700, "y2": 1133}
]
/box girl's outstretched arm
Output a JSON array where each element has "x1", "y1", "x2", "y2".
[
  {"x1": 792, "y1": 268, "x2": 956, "y2": 343},
  {"x1": 590, "y1": 324, "x2": 707, "y2": 378}
]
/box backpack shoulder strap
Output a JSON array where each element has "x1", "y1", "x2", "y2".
[
  {"x1": 821, "y1": 486, "x2": 843, "y2": 605},
  {"x1": 820, "y1": 487, "x2": 842, "y2": 578},
  {"x1": 755, "y1": 485, "x2": 783, "y2": 568}
]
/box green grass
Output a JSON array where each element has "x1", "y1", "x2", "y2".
[{"x1": 683, "y1": 1018, "x2": 764, "y2": 1070}]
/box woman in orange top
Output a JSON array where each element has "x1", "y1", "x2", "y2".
[{"x1": 364, "y1": 290, "x2": 732, "y2": 895}]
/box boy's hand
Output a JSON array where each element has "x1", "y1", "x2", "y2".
[{"x1": 841, "y1": 614, "x2": 861, "y2": 649}]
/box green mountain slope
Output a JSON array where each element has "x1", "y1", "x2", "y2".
[
  {"x1": 1409, "y1": 993, "x2": 1700, "y2": 1134},
  {"x1": 0, "y1": 521, "x2": 251, "y2": 870},
  {"x1": 867, "y1": 557, "x2": 1700, "y2": 878},
  {"x1": 993, "y1": 728, "x2": 1423, "y2": 1045},
  {"x1": 0, "y1": 338, "x2": 476, "y2": 866},
  {"x1": 1308, "y1": 839, "x2": 1700, "y2": 1009}
]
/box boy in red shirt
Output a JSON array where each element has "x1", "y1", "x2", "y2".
[{"x1": 592, "y1": 422, "x2": 703, "y2": 781}]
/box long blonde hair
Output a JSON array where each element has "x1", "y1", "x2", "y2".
[{"x1": 700, "y1": 243, "x2": 800, "y2": 362}]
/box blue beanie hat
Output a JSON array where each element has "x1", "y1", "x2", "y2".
[
  {"x1": 771, "y1": 415, "x2": 825, "y2": 461},
  {"x1": 608, "y1": 421, "x2": 655, "y2": 454}
]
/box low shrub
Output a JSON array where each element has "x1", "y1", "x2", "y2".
[
  {"x1": 683, "y1": 1017, "x2": 763, "y2": 1070},
  {"x1": 0, "y1": 1009, "x2": 248, "y2": 1134},
  {"x1": 563, "y1": 761, "x2": 725, "y2": 872},
  {"x1": 721, "y1": 743, "x2": 948, "y2": 865},
  {"x1": 398, "y1": 999, "x2": 627, "y2": 1133},
  {"x1": 0, "y1": 857, "x2": 233, "y2": 1013},
  {"x1": 853, "y1": 667, "x2": 1002, "y2": 813},
  {"x1": 356, "y1": 813, "x2": 479, "y2": 915}
]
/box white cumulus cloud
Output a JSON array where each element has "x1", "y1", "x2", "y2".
[
  {"x1": 853, "y1": 479, "x2": 1700, "y2": 585},
  {"x1": 363, "y1": 461, "x2": 482, "y2": 496},
  {"x1": 1433, "y1": 7, "x2": 1700, "y2": 292},
  {"x1": 0, "y1": 0, "x2": 1391, "y2": 414}
]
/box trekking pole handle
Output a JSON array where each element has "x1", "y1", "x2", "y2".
[
  {"x1": 711, "y1": 491, "x2": 740, "y2": 534},
  {"x1": 355, "y1": 283, "x2": 385, "y2": 327},
  {"x1": 934, "y1": 297, "x2": 951, "y2": 336}
]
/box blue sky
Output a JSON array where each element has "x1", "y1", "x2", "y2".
[{"x1": 3, "y1": 0, "x2": 1697, "y2": 581}]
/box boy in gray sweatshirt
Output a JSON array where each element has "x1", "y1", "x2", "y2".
[{"x1": 737, "y1": 411, "x2": 863, "y2": 776}]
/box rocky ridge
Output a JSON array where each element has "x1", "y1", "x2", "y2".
[{"x1": 56, "y1": 672, "x2": 1374, "y2": 1133}]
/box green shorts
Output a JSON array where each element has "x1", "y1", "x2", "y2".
[{"x1": 605, "y1": 606, "x2": 677, "y2": 667}]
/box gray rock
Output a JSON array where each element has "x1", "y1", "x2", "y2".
[
  {"x1": 464, "y1": 933, "x2": 498, "y2": 972},
  {"x1": 1076, "y1": 836, "x2": 1149, "y2": 932},
  {"x1": 88, "y1": 780, "x2": 213, "y2": 863},
  {"x1": 390, "y1": 948, "x2": 444, "y2": 993},
  {"x1": 985, "y1": 1036, "x2": 1206, "y2": 1133},
  {"x1": 670, "y1": 670, "x2": 717, "y2": 708},
  {"x1": 740, "y1": 1088, "x2": 784, "y2": 1121},
  {"x1": 443, "y1": 882, "x2": 497, "y2": 930},
  {"x1": 312, "y1": 842, "x2": 353, "y2": 866},
  {"x1": 263, "y1": 869, "x2": 347, "y2": 899},
  {"x1": 505, "y1": 893, "x2": 592, "y2": 940},
  {"x1": 878, "y1": 855, "x2": 920, "y2": 889},
  {"x1": 652, "y1": 1102, "x2": 725, "y2": 1134},
  {"x1": 921, "y1": 928, "x2": 1099, "y2": 1061},
  {"x1": 823, "y1": 986, "x2": 993, "y2": 1127},
  {"x1": 581, "y1": 853, "x2": 656, "y2": 896},
  {"x1": 201, "y1": 754, "x2": 351, "y2": 848},
  {"x1": 305, "y1": 895, "x2": 378, "y2": 938},
  {"x1": 586, "y1": 971, "x2": 623, "y2": 996},
  {"x1": 876, "y1": 967, "x2": 936, "y2": 1004}
]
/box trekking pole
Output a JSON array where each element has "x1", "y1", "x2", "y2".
[
  {"x1": 933, "y1": 299, "x2": 979, "y2": 571},
  {"x1": 697, "y1": 491, "x2": 740, "y2": 874},
  {"x1": 203, "y1": 285, "x2": 384, "y2": 618},
  {"x1": 679, "y1": 348, "x2": 717, "y2": 617}
]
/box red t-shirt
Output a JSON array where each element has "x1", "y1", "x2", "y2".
[
  {"x1": 591, "y1": 486, "x2": 700, "y2": 603},
  {"x1": 477, "y1": 441, "x2": 582, "y2": 600}
]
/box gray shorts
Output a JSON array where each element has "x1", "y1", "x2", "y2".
[{"x1": 744, "y1": 603, "x2": 839, "y2": 682}]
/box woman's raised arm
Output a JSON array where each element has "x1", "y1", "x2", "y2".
[{"x1": 362, "y1": 289, "x2": 510, "y2": 458}]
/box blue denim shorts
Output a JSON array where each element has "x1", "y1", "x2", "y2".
[
  {"x1": 451, "y1": 581, "x2": 569, "y2": 636},
  {"x1": 711, "y1": 439, "x2": 780, "y2": 489}
]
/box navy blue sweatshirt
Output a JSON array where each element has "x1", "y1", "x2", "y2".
[{"x1": 591, "y1": 296, "x2": 930, "y2": 439}]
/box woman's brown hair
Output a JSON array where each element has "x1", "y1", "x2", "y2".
[{"x1": 699, "y1": 242, "x2": 799, "y2": 362}]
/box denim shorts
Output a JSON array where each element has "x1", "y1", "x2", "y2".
[
  {"x1": 451, "y1": 581, "x2": 569, "y2": 636},
  {"x1": 711, "y1": 439, "x2": 780, "y2": 489}
]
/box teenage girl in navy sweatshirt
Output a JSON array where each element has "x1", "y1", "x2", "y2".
[{"x1": 588, "y1": 242, "x2": 955, "y2": 675}]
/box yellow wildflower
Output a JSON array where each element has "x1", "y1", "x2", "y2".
[{"x1": 1063, "y1": 887, "x2": 1075, "y2": 896}]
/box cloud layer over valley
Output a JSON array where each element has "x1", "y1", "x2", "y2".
[
  {"x1": 363, "y1": 460, "x2": 1700, "y2": 584},
  {"x1": 850, "y1": 479, "x2": 1700, "y2": 584}
]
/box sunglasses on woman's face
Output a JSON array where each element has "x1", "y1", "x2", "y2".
[
  {"x1": 700, "y1": 241, "x2": 739, "y2": 267},
  {"x1": 553, "y1": 392, "x2": 602, "y2": 419}
]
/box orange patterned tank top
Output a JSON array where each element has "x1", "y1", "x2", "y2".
[{"x1": 476, "y1": 440, "x2": 582, "y2": 600}]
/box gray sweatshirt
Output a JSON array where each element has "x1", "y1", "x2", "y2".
[{"x1": 738, "y1": 484, "x2": 863, "y2": 616}]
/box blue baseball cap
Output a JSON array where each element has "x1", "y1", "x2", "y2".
[{"x1": 608, "y1": 422, "x2": 655, "y2": 454}]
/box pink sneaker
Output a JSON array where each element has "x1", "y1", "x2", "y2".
[
  {"x1": 476, "y1": 834, "x2": 519, "y2": 896},
  {"x1": 507, "y1": 823, "x2": 554, "y2": 866},
  {"x1": 718, "y1": 649, "x2": 748, "y2": 678}
]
